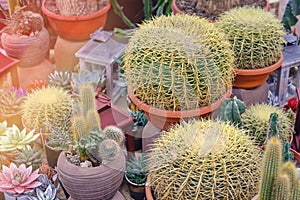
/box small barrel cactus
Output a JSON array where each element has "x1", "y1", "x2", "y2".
[
  {"x1": 103, "y1": 125, "x2": 124, "y2": 145},
  {"x1": 97, "y1": 139, "x2": 120, "y2": 163},
  {"x1": 21, "y1": 86, "x2": 73, "y2": 132},
  {"x1": 219, "y1": 96, "x2": 245, "y2": 127},
  {"x1": 217, "y1": 7, "x2": 285, "y2": 69},
  {"x1": 123, "y1": 14, "x2": 235, "y2": 110},
  {"x1": 241, "y1": 104, "x2": 293, "y2": 146},
  {"x1": 148, "y1": 119, "x2": 261, "y2": 199}
]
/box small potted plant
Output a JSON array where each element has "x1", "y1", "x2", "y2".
[
  {"x1": 0, "y1": 163, "x2": 41, "y2": 200},
  {"x1": 217, "y1": 7, "x2": 285, "y2": 89},
  {"x1": 125, "y1": 154, "x2": 148, "y2": 200},
  {"x1": 0, "y1": 87, "x2": 27, "y2": 128},
  {"x1": 130, "y1": 110, "x2": 148, "y2": 151}
]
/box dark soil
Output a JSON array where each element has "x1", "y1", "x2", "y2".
[
  {"x1": 44, "y1": 0, "x2": 108, "y2": 15},
  {"x1": 176, "y1": 0, "x2": 267, "y2": 20}
]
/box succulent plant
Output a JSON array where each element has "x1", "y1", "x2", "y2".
[
  {"x1": 97, "y1": 139, "x2": 120, "y2": 163},
  {"x1": 28, "y1": 174, "x2": 59, "y2": 200},
  {"x1": 0, "y1": 163, "x2": 41, "y2": 195},
  {"x1": 71, "y1": 69, "x2": 102, "y2": 97},
  {"x1": 217, "y1": 7, "x2": 285, "y2": 69},
  {"x1": 0, "y1": 6, "x2": 43, "y2": 36},
  {"x1": 123, "y1": 14, "x2": 235, "y2": 110},
  {"x1": 48, "y1": 70, "x2": 72, "y2": 93},
  {"x1": 103, "y1": 125, "x2": 124, "y2": 145},
  {"x1": 147, "y1": 119, "x2": 261, "y2": 199},
  {"x1": 21, "y1": 86, "x2": 73, "y2": 132},
  {"x1": 0, "y1": 87, "x2": 28, "y2": 115},
  {"x1": 131, "y1": 110, "x2": 148, "y2": 127},
  {"x1": 0, "y1": 121, "x2": 8, "y2": 135},
  {"x1": 38, "y1": 163, "x2": 57, "y2": 181},
  {"x1": 56, "y1": 0, "x2": 99, "y2": 16},
  {"x1": 219, "y1": 96, "x2": 245, "y2": 127},
  {"x1": 0, "y1": 125, "x2": 40, "y2": 152},
  {"x1": 126, "y1": 155, "x2": 148, "y2": 184},
  {"x1": 241, "y1": 104, "x2": 293, "y2": 146},
  {"x1": 12, "y1": 146, "x2": 42, "y2": 171}
]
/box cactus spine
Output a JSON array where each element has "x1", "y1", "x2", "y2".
[
  {"x1": 79, "y1": 84, "x2": 95, "y2": 118},
  {"x1": 291, "y1": 180, "x2": 300, "y2": 200},
  {"x1": 272, "y1": 173, "x2": 290, "y2": 200},
  {"x1": 219, "y1": 96, "x2": 245, "y2": 127},
  {"x1": 258, "y1": 137, "x2": 282, "y2": 200},
  {"x1": 72, "y1": 115, "x2": 88, "y2": 141},
  {"x1": 86, "y1": 109, "x2": 101, "y2": 131},
  {"x1": 280, "y1": 162, "x2": 298, "y2": 188},
  {"x1": 97, "y1": 139, "x2": 120, "y2": 163},
  {"x1": 103, "y1": 125, "x2": 125, "y2": 145}
]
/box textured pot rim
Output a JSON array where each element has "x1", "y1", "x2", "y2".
[
  {"x1": 125, "y1": 173, "x2": 146, "y2": 187},
  {"x1": 42, "y1": 0, "x2": 111, "y2": 21},
  {"x1": 234, "y1": 53, "x2": 283, "y2": 75},
  {"x1": 128, "y1": 87, "x2": 232, "y2": 119},
  {"x1": 172, "y1": 0, "x2": 270, "y2": 14}
]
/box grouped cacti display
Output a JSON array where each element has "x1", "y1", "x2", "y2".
[
  {"x1": 123, "y1": 14, "x2": 235, "y2": 110},
  {"x1": 219, "y1": 96, "x2": 245, "y2": 127},
  {"x1": 48, "y1": 70, "x2": 72, "y2": 93},
  {"x1": 241, "y1": 104, "x2": 293, "y2": 146},
  {"x1": 217, "y1": 7, "x2": 285, "y2": 69},
  {"x1": 103, "y1": 125, "x2": 124, "y2": 145},
  {"x1": 12, "y1": 146, "x2": 42, "y2": 171},
  {"x1": 21, "y1": 86, "x2": 73, "y2": 132},
  {"x1": 258, "y1": 137, "x2": 300, "y2": 200},
  {"x1": 147, "y1": 119, "x2": 261, "y2": 199}
]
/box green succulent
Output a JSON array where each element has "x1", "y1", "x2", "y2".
[
  {"x1": 241, "y1": 104, "x2": 293, "y2": 146},
  {"x1": 123, "y1": 14, "x2": 235, "y2": 110},
  {"x1": 148, "y1": 119, "x2": 261, "y2": 199},
  {"x1": 12, "y1": 146, "x2": 42, "y2": 171},
  {"x1": 48, "y1": 70, "x2": 72, "y2": 93},
  {"x1": 21, "y1": 86, "x2": 73, "y2": 132},
  {"x1": 0, "y1": 125, "x2": 40, "y2": 152},
  {"x1": 217, "y1": 7, "x2": 285, "y2": 69},
  {"x1": 126, "y1": 155, "x2": 148, "y2": 184},
  {"x1": 0, "y1": 87, "x2": 27, "y2": 115}
]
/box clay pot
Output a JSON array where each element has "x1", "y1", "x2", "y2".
[
  {"x1": 44, "y1": 142, "x2": 62, "y2": 168},
  {"x1": 42, "y1": 0, "x2": 111, "y2": 41},
  {"x1": 1, "y1": 27, "x2": 50, "y2": 68},
  {"x1": 125, "y1": 174, "x2": 145, "y2": 200},
  {"x1": 56, "y1": 151, "x2": 125, "y2": 200},
  {"x1": 128, "y1": 88, "x2": 232, "y2": 130},
  {"x1": 233, "y1": 54, "x2": 283, "y2": 89}
]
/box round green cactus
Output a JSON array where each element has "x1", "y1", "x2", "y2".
[
  {"x1": 98, "y1": 139, "x2": 120, "y2": 163},
  {"x1": 123, "y1": 14, "x2": 235, "y2": 110},
  {"x1": 21, "y1": 86, "x2": 73, "y2": 132},
  {"x1": 148, "y1": 119, "x2": 261, "y2": 199},
  {"x1": 103, "y1": 125, "x2": 124, "y2": 145},
  {"x1": 241, "y1": 104, "x2": 293, "y2": 146},
  {"x1": 217, "y1": 7, "x2": 285, "y2": 69}
]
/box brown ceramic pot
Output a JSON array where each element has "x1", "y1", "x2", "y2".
[
  {"x1": 56, "y1": 151, "x2": 125, "y2": 200},
  {"x1": 44, "y1": 142, "x2": 62, "y2": 168}
]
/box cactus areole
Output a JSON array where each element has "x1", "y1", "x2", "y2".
[{"x1": 124, "y1": 15, "x2": 235, "y2": 130}]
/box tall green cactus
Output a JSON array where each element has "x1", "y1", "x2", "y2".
[
  {"x1": 267, "y1": 113, "x2": 279, "y2": 139},
  {"x1": 258, "y1": 137, "x2": 282, "y2": 200},
  {"x1": 272, "y1": 173, "x2": 290, "y2": 200},
  {"x1": 219, "y1": 96, "x2": 245, "y2": 127},
  {"x1": 291, "y1": 180, "x2": 300, "y2": 200},
  {"x1": 79, "y1": 84, "x2": 95, "y2": 118},
  {"x1": 280, "y1": 162, "x2": 297, "y2": 188},
  {"x1": 72, "y1": 115, "x2": 88, "y2": 142},
  {"x1": 86, "y1": 109, "x2": 101, "y2": 132}
]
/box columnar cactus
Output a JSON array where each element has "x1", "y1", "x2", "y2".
[
  {"x1": 217, "y1": 7, "x2": 285, "y2": 69},
  {"x1": 241, "y1": 104, "x2": 293, "y2": 146},
  {"x1": 123, "y1": 14, "x2": 235, "y2": 110},
  {"x1": 86, "y1": 109, "x2": 101, "y2": 132},
  {"x1": 272, "y1": 173, "x2": 290, "y2": 200},
  {"x1": 219, "y1": 96, "x2": 245, "y2": 127},
  {"x1": 148, "y1": 119, "x2": 261, "y2": 199},
  {"x1": 79, "y1": 84, "x2": 96, "y2": 117}
]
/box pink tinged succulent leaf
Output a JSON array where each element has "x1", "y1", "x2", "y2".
[
  {"x1": 2, "y1": 165, "x2": 12, "y2": 182},
  {"x1": 14, "y1": 186, "x2": 25, "y2": 194},
  {"x1": 23, "y1": 181, "x2": 41, "y2": 189},
  {"x1": 12, "y1": 179, "x2": 20, "y2": 185},
  {"x1": 21, "y1": 171, "x2": 40, "y2": 187},
  {"x1": 0, "y1": 183, "x2": 14, "y2": 189}
]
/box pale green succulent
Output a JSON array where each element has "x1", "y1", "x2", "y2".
[
  {"x1": 0, "y1": 125, "x2": 40, "y2": 152},
  {"x1": 12, "y1": 146, "x2": 42, "y2": 171},
  {"x1": 48, "y1": 70, "x2": 72, "y2": 93}
]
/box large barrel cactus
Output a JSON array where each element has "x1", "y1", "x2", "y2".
[
  {"x1": 217, "y1": 7, "x2": 284, "y2": 69},
  {"x1": 123, "y1": 14, "x2": 235, "y2": 111},
  {"x1": 241, "y1": 104, "x2": 293, "y2": 146},
  {"x1": 148, "y1": 120, "x2": 261, "y2": 199}
]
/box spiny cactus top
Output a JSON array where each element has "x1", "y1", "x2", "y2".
[
  {"x1": 123, "y1": 14, "x2": 235, "y2": 110},
  {"x1": 217, "y1": 7, "x2": 285, "y2": 69},
  {"x1": 148, "y1": 119, "x2": 261, "y2": 199}
]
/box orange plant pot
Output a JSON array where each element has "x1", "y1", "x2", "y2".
[
  {"x1": 128, "y1": 88, "x2": 231, "y2": 130},
  {"x1": 233, "y1": 54, "x2": 283, "y2": 89},
  {"x1": 42, "y1": 0, "x2": 111, "y2": 41}
]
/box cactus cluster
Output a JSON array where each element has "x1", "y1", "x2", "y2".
[
  {"x1": 217, "y1": 7, "x2": 285, "y2": 69},
  {"x1": 258, "y1": 137, "x2": 300, "y2": 200},
  {"x1": 147, "y1": 119, "x2": 261, "y2": 199},
  {"x1": 48, "y1": 71, "x2": 72, "y2": 93},
  {"x1": 219, "y1": 96, "x2": 245, "y2": 127},
  {"x1": 123, "y1": 14, "x2": 235, "y2": 110},
  {"x1": 21, "y1": 86, "x2": 73, "y2": 132},
  {"x1": 241, "y1": 104, "x2": 293, "y2": 146}
]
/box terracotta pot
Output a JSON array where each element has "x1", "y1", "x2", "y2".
[
  {"x1": 56, "y1": 151, "x2": 125, "y2": 200},
  {"x1": 44, "y1": 142, "x2": 62, "y2": 168},
  {"x1": 1, "y1": 27, "x2": 50, "y2": 68},
  {"x1": 291, "y1": 149, "x2": 300, "y2": 164},
  {"x1": 128, "y1": 88, "x2": 232, "y2": 130},
  {"x1": 42, "y1": 0, "x2": 111, "y2": 41},
  {"x1": 233, "y1": 53, "x2": 283, "y2": 89},
  {"x1": 172, "y1": 0, "x2": 270, "y2": 14},
  {"x1": 145, "y1": 185, "x2": 155, "y2": 200}
]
